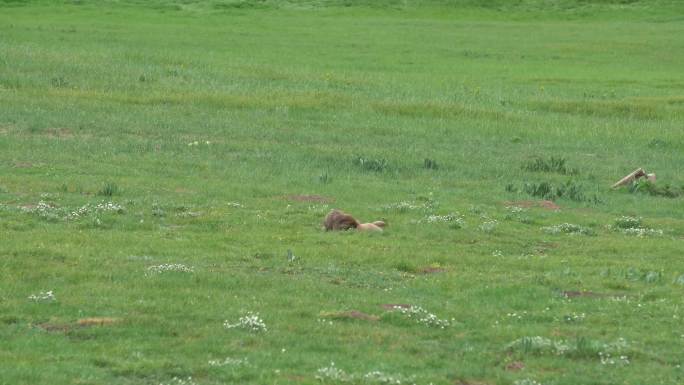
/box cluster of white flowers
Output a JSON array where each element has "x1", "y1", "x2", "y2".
[
  {"x1": 508, "y1": 336, "x2": 629, "y2": 360},
  {"x1": 28, "y1": 290, "x2": 56, "y2": 302},
  {"x1": 315, "y1": 362, "x2": 352, "y2": 382},
  {"x1": 561, "y1": 313, "x2": 586, "y2": 323},
  {"x1": 382, "y1": 199, "x2": 436, "y2": 213},
  {"x1": 614, "y1": 216, "x2": 642, "y2": 229},
  {"x1": 621, "y1": 227, "x2": 663, "y2": 237},
  {"x1": 609, "y1": 215, "x2": 662, "y2": 237},
  {"x1": 227, "y1": 202, "x2": 243, "y2": 208},
  {"x1": 208, "y1": 357, "x2": 248, "y2": 367},
  {"x1": 506, "y1": 311, "x2": 527, "y2": 320},
  {"x1": 420, "y1": 213, "x2": 466, "y2": 227},
  {"x1": 315, "y1": 364, "x2": 415, "y2": 384},
  {"x1": 391, "y1": 306, "x2": 450, "y2": 329},
  {"x1": 64, "y1": 201, "x2": 124, "y2": 220},
  {"x1": 21, "y1": 201, "x2": 54, "y2": 213},
  {"x1": 492, "y1": 250, "x2": 503, "y2": 257},
  {"x1": 188, "y1": 140, "x2": 210, "y2": 146},
  {"x1": 478, "y1": 220, "x2": 498, "y2": 233},
  {"x1": 158, "y1": 377, "x2": 197, "y2": 385},
  {"x1": 21, "y1": 201, "x2": 61, "y2": 220},
  {"x1": 506, "y1": 206, "x2": 527, "y2": 213},
  {"x1": 542, "y1": 223, "x2": 593, "y2": 235},
  {"x1": 363, "y1": 371, "x2": 416, "y2": 384},
  {"x1": 224, "y1": 312, "x2": 267, "y2": 332},
  {"x1": 145, "y1": 264, "x2": 194, "y2": 276},
  {"x1": 599, "y1": 352, "x2": 630, "y2": 365},
  {"x1": 382, "y1": 201, "x2": 422, "y2": 212},
  {"x1": 514, "y1": 379, "x2": 544, "y2": 385}
]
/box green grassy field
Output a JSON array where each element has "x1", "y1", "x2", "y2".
[{"x1": 1, "y1": 1, "x2": 684, "y2": 384}]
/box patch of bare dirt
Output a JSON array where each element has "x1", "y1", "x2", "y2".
[
  {"x1": 76, "y1": 317, "x2": 120, "y2": 327},
  {"x1": 36, "y1": 322, "x2": 71, "y2": 333},
  {"x1": 561, "y1": 290, "x2": 601, "y2": 298},
  {"x1": 284, "y1": 194, "x2": 335, "y2": 203},
  {"x1": 504, "y1": 200, "x2": 561, "y2": 211},
  {"x1": 44, "y1": 127, "x2": 73, "y2": 138},
  {"x1": 505, "y1": 361, "x2": 525, "y2": 372},
  {"x1": 36, "y1": 317, "x2": 121, "y2": 333},
  {"x1": 419, "y1": 266, "x2": 447, "y2": 274}
]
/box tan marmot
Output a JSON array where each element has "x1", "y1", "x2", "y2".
[{"x1": 324, "y1": 209, "x2": 386, "y2": 232}]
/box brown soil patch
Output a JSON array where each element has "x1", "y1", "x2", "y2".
[
  {"x1": 36, "y1": 322, "x2": 71, "y2": 333},
  {"x1": 44, "y1": 127, "x2": 73, "y2": 138},
  {"x1": 419, "y1": 266, "x2": 447, "y2": 274},
  {"x1": 320, "y1": 310, "x2": 379, "y2": 321},
  {"x1": 174, "y1": 187, "x2": 195, "y2": 194},
  {"x1": 505, "y1": 361, "x2": 525, "y2": 372},
  {"x1": 284, "y1": 194, "x2": 335, "y2": 203},
  {"x1": 561, "y1": 290, "x2": 600, "y2": 298},
  {"x1": 505, "y1": 200, "x2": 561, "y2": 211},
  {"x1": 76, "y1": 317, "x2": 120, "y2": 327},
  {"x1": 36, "y1": 317, "x2": 121, "y2": 333},
  {"x1": 381, "y1": 304, "x2": 411, "y2": 310},
  {"x1": 539, "y1": 200, "x2": 561, "y2": 210}
]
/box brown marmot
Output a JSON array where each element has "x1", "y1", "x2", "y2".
[{"x1": 324, "y1": 209, "x2": 386, "y2": 232}]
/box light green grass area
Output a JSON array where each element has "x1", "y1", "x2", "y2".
[{"x1": 1, "y1": 1, "x2": 684, "y2": 384}]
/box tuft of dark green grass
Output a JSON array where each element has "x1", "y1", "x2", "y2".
[
  {"x1": 522, "y1": 156, "x2": 578, "y2": 175},
  {"x1": 97, "y1": 182, "x2": 119, "y2": 197},
  {"x1": 629, "y1": 180, "x2": 682, "y2": 198}
]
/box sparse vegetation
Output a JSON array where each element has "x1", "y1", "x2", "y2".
[
  {"x1": 522, "y1": 156, "x2": 578, "y2": 175},
  {"x1": 517, "y1": 180, "x2": 600, "y2": 203},
  {"x1": 629, "y1": 179, "x2": 683, "y2": 198},
  {"x1": 1, "y1": 1, "x2": 683, "y2": 385}
]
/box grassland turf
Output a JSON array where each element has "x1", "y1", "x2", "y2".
[{"x1": 1, "y1": 1, "x2": 684, "y2": 384}]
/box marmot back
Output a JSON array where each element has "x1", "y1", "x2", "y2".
[{"x1": 324, "y1": 209, "x2": 359, "y2": 231}]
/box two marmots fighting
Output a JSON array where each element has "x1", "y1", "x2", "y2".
[{"x1": 323, "y1": 209, "x2": 386, "y2": 232}]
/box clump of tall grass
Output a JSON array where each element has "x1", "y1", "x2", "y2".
[
  {"x1": 522, "y1": 156, "x2": 578, "y2": 175},
  {"x1": 423, "y1": 158, "x2": 439, "y2": 170},
  {"x1": 97, "y1": 182, "x2": 120, "y2": 197},
  {"x1": 629, "y1": 179, "x2": 682, "y2": 198},
  {"x1": 610, "y1": 216, "x2": 663, "y2": 237},
  {"x1": 353, "y1": 156, "x2": 390, "y2": 173},
  {"x1": 507, "y1": 336, "x2": 630, "y2": 360},
  {"x1": 507, "y1": 180, "x2": 601, "y2": 203}
]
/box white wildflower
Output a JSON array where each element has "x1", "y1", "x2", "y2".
[
  {"x1": 420, "y1": 213, "x2": 466, "y2": 228},
  {"x1": 621, "y1": 227, "x2": 663, "y2": 237},
  {"x1": 315, "y1": 362, "x2": 352, "y2": 382},
  {"x1": 614, "y1": 216, "x2": 642, "y2": 229},
  {"x1": 159, "y1": 377, "x2": 197, "y2": 385},
  {"x1": 599, "y1": 351, "x2": 630, "y2": 366},
  {"x1": 479, "y1": 220, "x2": 498, "y2": 233},
  {"x1": 208, "y1": 357, "x2": 248, "y2": 367},
  {"x1": 506, "y1": 206, "x2": 526, "y2": 213},
  {"x1": 514, "y1": 379, "x2": 544, "y2": 385},
  {"x1": 224, "y1": 312, "x2": 267, "y2": 332},
  {"x1": 28, "y1": 290, "x2": 56, "y2": 302},
  {"x1": 363, "y1": 370, "x2": 415, "y2": 384},
  {"x1": 542, "y1": 223, "x2": 594, "y2": 235},
  {"x1": 391, "y1": 305, "x2": 450, "y2": 328},
  {"x1": 145, "y1": 264, "x2": 194, "y2": 276}
]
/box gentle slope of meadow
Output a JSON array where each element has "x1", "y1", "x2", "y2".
[{"x1": 1, "y1": 1, "x2": 683, "y2": 384}]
